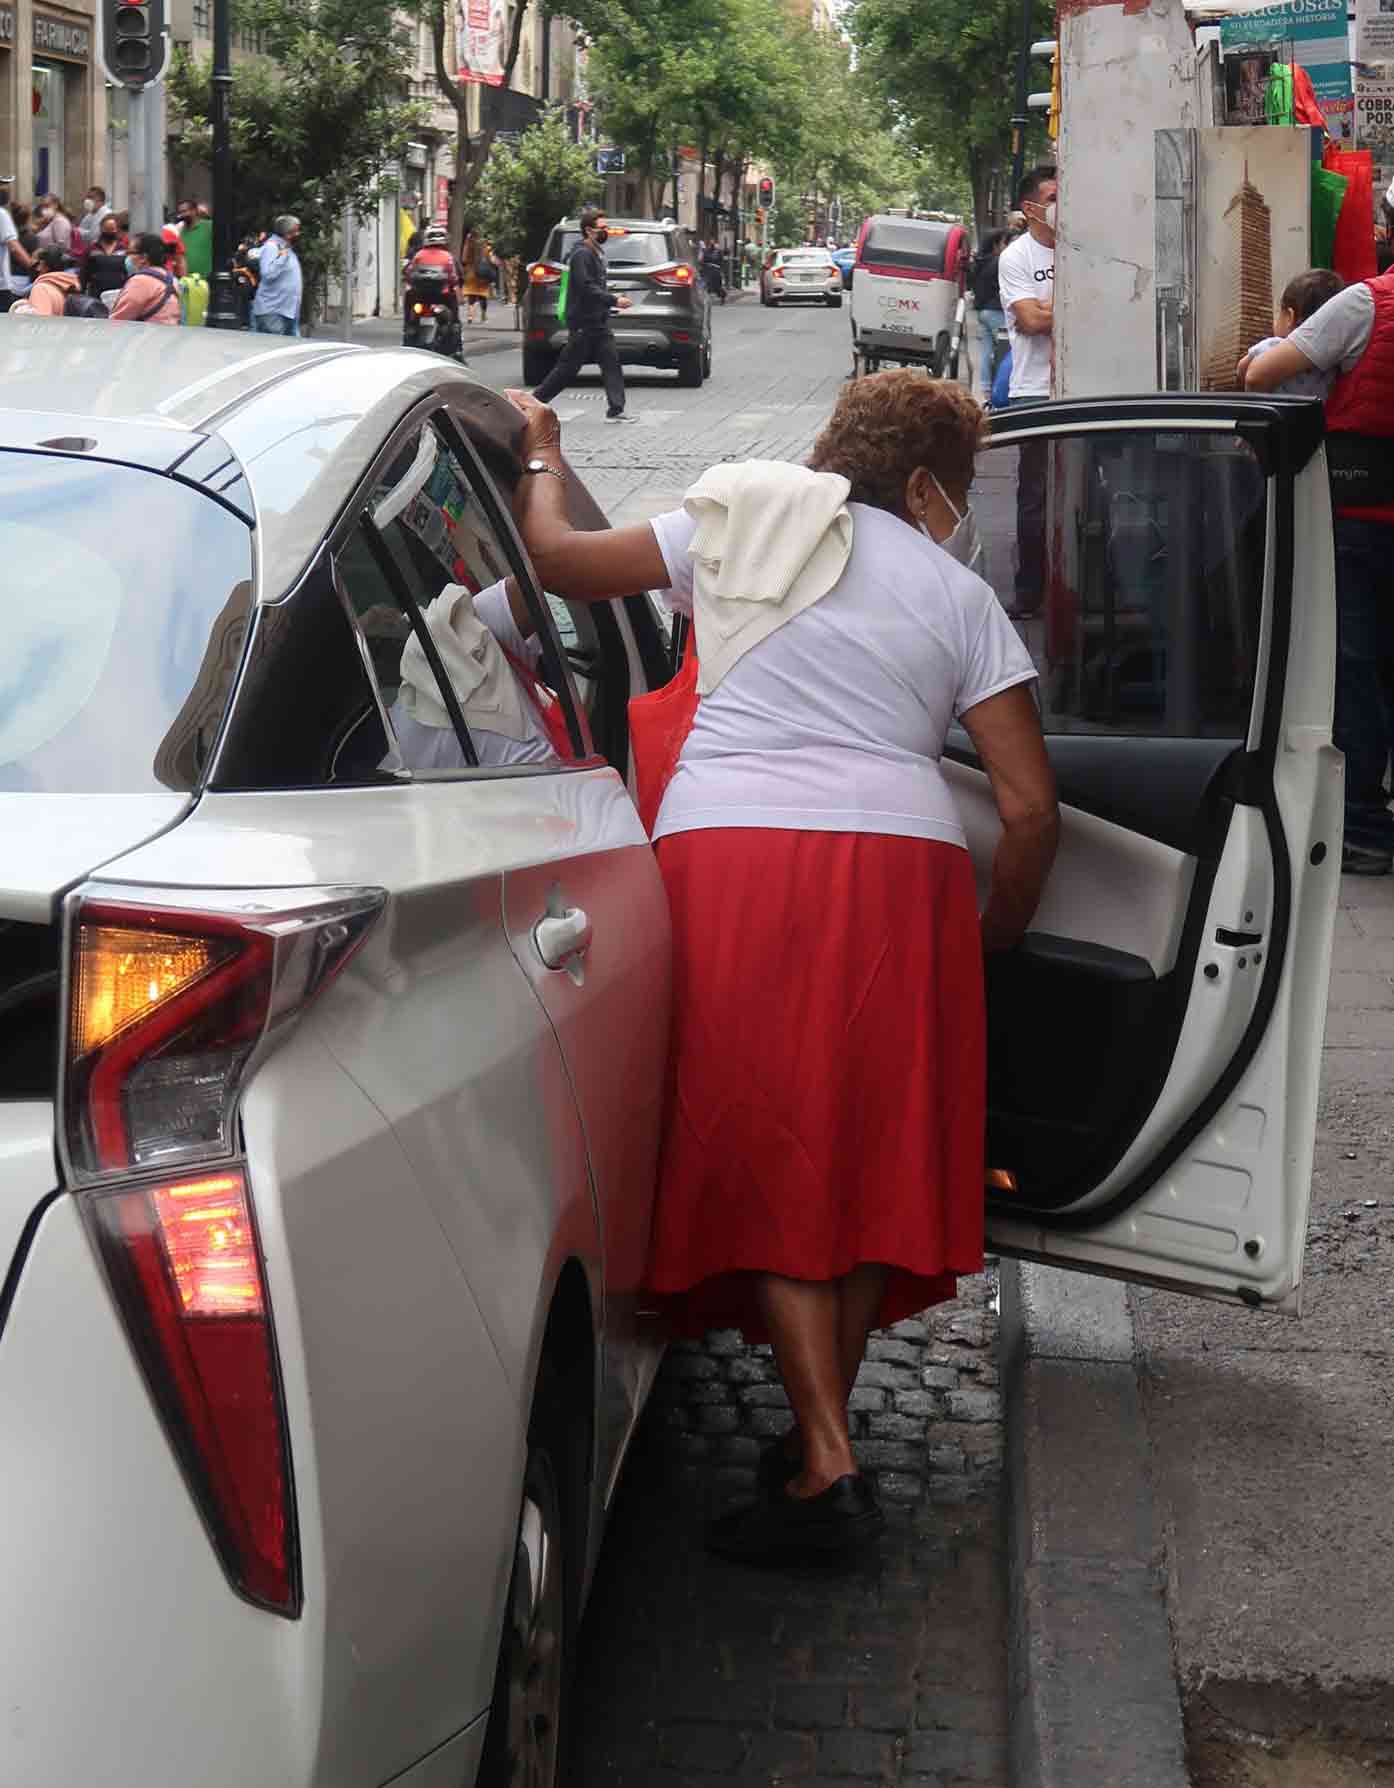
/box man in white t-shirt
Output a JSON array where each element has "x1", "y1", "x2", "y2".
[
  {"x1": 0, "y1": 180, "x2": 32, "y2": 309},
  {"x1": 994, "y1": 164, "x2": 1057, "y2": 615}
]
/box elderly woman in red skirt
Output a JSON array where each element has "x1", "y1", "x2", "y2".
[{"x1": 505, "y1": 372, "x2": 1059, "y2": 1562}]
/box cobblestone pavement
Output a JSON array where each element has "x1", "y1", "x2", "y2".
[
  {"x1": 469, "y1": 306, "x2": 1008, "y2": 1784},
  {"x1": 574, "y1": 1276, "x2": 1009, "y2": 1787}
]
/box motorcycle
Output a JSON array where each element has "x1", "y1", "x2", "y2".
[
  {"x1": 701, "y1": 258, "x2": 727, "y2": 304},
  {"x1": 403, "y1": 266, "x2": 464, "y2": 359}
]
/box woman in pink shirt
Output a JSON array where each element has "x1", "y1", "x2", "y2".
[{"x1": 110, "y1": 232, "x2": 181, "y2": 324}]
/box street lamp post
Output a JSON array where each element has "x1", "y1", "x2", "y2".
[
  {"x1": 205, "y1": 0, "x2": 241, "y2": 328},
  {"x1": 1010, "y1": 0, "x2": 1033, "y2": 203}
]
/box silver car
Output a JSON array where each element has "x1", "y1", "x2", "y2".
[
  {"x1": 0, "y1": 321, "x2": 672, "y2": 1788},
  {"x1": 760, "y1": 246, "x2": 843, "y2": 308}
]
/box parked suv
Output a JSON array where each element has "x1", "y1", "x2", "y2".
[{"x1": 522, "y1": 217, "x2": 713, "y2": 389}]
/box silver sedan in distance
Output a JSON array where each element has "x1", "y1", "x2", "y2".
[
  {"x1": 0, "y1": 320, "x2": 674, "y2": 1788},
  {"x1": 760, "y1": 246, "x2": 844, "y2": 308}
]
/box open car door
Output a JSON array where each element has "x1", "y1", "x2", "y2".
[{"x1": 960, "y1": 396, "x2": 1341, "y2": 1312}]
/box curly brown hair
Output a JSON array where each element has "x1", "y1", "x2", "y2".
[{"x1": 807, "y1": 370, "x2": 987, "y2": 516}]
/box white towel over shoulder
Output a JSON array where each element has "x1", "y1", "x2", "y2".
[{"x1": 682, "y1": 459, "x2": 853, "y2": 694}]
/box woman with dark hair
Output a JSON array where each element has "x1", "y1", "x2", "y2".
[
  {"x1": 459, "y1": 225, "x2": 498, "y2": 323},
  {"x1": 502, "y1": 371, "x2": 1058, "y2": 1560}
]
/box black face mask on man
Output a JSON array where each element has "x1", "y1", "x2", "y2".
[{"x1": 591, "y1": 227, "x2": 609, "y2": 245}]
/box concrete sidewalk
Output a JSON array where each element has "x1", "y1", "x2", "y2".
[{"x1": 1005, "y1": 870, "x2": 1394, "y2": 1784}]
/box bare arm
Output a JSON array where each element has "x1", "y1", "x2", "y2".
[
  {"x1": 1008, "y1": 296, "x2": 1052, "y2": 337},
  {"x1": 959, "y1": 683, "x2": 1060, "y2": 953},
  {"x1": 505, "y1": 390, "x2": 670, "y2": 599},
  {"x1": 1244, "y1": 340, "x2": 1314, "y2": 391}
]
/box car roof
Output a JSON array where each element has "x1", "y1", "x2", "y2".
[
  {"x1": 554, "y1": 216, "x2": 674, "y2": 231},
  {"x1": 0, "y1": 317, "x2": 491, "y2": 600}
]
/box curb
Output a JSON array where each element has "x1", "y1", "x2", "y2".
[{"x1": 1000, "y1": 1260, "x2": 1189, "y2": 1787}]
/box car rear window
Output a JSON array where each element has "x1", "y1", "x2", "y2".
[
  {"x1": 0, "y1": 453, "x2": 254, "y2": 794},
  {"x1": 860, "y1": 220, "x2": 950, "y2": 273},
  {"x1": 781, "y1": 251, "x2": 831, "y2": 266},
  {"x1": 548, "y1": 229, "x2": 675, "y2": 268}
]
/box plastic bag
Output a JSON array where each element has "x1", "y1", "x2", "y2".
[
  {"x1": 1323, "y1": 146, "x2": 1378, "y2": 284},
  {"x1": 628, "y1": 633, "x2": 699, "y2": 837}
]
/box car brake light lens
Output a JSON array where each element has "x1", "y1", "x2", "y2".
[
  {"x1": 530, "y1": 261, "x2": 563, "y2": 284},
  {"x1": 84, "y1": 1166, "x2": 293, "y2": 1609},
  {"x1": 413, "y1": 301, "x2": 426, "y2": 314},
  {"x1": 63, "y1": 886, "x2": 385, "y2": 1615},
  {"x1": 652, "y1": 264, "x2": 694, "y2": 287}
]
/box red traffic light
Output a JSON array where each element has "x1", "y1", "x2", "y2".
[{"x1": 758, "y1": 177, "x2": 774, "y2": 207}]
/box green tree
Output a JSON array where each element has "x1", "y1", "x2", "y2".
[
  {"x1": 167, "y1": 0, "x2": 423, "y2": 321},
  {"x1": 849, "y1": 0, "x2": 1053, "y2": 233},
  {"x1": 405, "y1": 0, "x2": 534, "y2": 247},
  {"x1": 469, "y1": 106, "x2": 602, "y2": 265}
]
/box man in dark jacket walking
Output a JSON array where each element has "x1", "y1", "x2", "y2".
[{"x1": 534, "y1": 207, "x2": 633, "y2": 419}]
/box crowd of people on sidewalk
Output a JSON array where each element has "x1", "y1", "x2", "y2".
[{"x1": 0, "y1": 179, "x2": 303, "y2": 333}]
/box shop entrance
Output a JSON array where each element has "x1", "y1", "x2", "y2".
[{"x1": 32, "y1": 61, "x2": 65, "y2": 198}]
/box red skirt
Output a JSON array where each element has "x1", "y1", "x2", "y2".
[{"x1": 647, "y1": 827, "x2": 986, "y2": 1339}]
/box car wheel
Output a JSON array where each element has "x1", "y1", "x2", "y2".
[
  {"x1": 522, "y1": 348, "x2": 556, "y2": 387},
  {"x1": 676, "y1": 348, "x2": 704, "y2": 388},
  {"x1": 702, "y1": 334, "x2": 713, "y2": 379},
  {"x1": 478, "y1": 1363, "x2": 582, "y2": 1788},
  {"x1": 933, "y1": 333, "x2": 951, "y2": 378},
  {"x1": 826, "y1": 296, "x2": 842, "y2": 309}
]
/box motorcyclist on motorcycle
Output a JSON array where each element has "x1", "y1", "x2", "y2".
[{"x1": 403, "y1": 223, "x2": 463, "y2": 350}]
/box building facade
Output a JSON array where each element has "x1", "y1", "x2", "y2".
[
  {"x1": 0, "y1": 0, "x2": 103, "y2": 207},
  {"x1": 1201, "y1": 175, "x2": 1273, "y2": 391}
]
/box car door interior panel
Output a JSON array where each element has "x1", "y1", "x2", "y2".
[{"x1": 969, "y1": 397, "x2": 1339, "y2": 1309}]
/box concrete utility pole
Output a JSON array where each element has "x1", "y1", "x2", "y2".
[{"x1": 205, "y1": 0, "x2": 242, "y2": 328}]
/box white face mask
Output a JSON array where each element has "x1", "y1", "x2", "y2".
[
  {"x1": 82, "y1": 197, "x2": 96, "y2": 213},
  {"x1": 1043, "y1": 201, "x2": 1057, "y2": 233},
  {"x1": 921, "y1": 474, "x2": 983, "y2": 572}
]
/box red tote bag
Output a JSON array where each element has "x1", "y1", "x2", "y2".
[{"x1": 628, "y1": 632, "x2": 699, "y2": 838}]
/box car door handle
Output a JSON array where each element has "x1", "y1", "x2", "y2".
[{"x1": 534, "y1": 906, "x2": 593, "y2": 971}]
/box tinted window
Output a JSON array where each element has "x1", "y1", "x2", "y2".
[
  {"x1": 213, "y1": 554, "x2": 392, "y2": 789},
  {"x1": 977, "y1": 429, "x2": 1266, "y2": 737},
  {"x1": 860, "y1": 220, "x2": 950, "y2": 272},
  {"x1": 0, "y1": 454, "x2": 253, "y2": 794},
  {"x1": 549, "y1": 229, "x2": 676, "y2": 267}
]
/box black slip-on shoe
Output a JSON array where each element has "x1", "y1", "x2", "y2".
[
  {"x1": 1343, "y1": 843, "x2": 1393, "y2": 876},
  {"x1": 604, "y1": 408, "x2": 633, "y2": 421},
  {"x1": 756, "y1": 1438, "x2": 802, "y2": 1493},
  {"x1": 706, "y1": 1473, "x2": 884, "y2": 1564}
]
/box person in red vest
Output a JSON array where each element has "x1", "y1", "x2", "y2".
[
  {"x1": 403, "y1": 222, "x2": 461, "y2": 345},
  {"x1": 1247, "y1": 266, "x2": 1394, "y2": 875}
]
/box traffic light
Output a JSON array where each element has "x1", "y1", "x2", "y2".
[
  {"x1": 758, "y1": 176, "x2": 774, "y2": 208},
  {"x1": 102, "y1": 0, "x2": 166, "y2": 88}
]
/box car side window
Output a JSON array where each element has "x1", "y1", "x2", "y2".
[
  {"x1": 211, "y1": 551, "x2": 404, "y2": 790},
  {"x1": 335, "y1": 415, "x2": 583, "y2": 775},
  {"x1": 977, "y1": 428, "x2": 1267, "y2": 738}
]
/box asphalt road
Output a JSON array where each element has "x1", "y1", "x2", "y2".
[{"x1": 457, "y1": 297, "x2": 1013, "y2": 1786}]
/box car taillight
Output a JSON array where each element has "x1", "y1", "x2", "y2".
[
  {"x1": 63, "y1": 886, "x2": 384, "y2": 1615},
  {"x1": 529, "y1": 262, "x2": 563, "y2": 284},
  {"x1": 652, "y1": 265, "x2": 694, "y2": 287},
  {"x1": 413, "y1": 301, "x2": 426, "y2": 314}
]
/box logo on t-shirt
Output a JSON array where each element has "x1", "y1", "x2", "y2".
[{"x1": 1033, "y1": 265, "x2": 1054, "y2": 283}]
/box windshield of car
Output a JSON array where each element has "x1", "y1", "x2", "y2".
[
  {"x1": 860, "y1": 220, "x2": 950, "y2": 273},
  {"x1": 0, "y1": 454, "x2": 254, "y2": 794},
  {"x1": 780, "y1": 251, "x2": 832, "y2": 266},
  {"x1": 549, "y1": 229, "x2": 676, "y2": 268}
]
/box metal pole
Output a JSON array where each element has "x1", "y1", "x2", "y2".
[
  {"x1": 127, "y1": 86, "x2": 149, "y2": 234},
  {"x1": 341, "y1": 201, "x2": 354, "y2": 340},
  {"x1": 1010, "y1": 0, "x2": 1033, "y2": 203},
  {"x1": 205, "y1": 0, "x2": 241, "y2": 328},
  {"x1": 146, "y1": 73, "x2": 166, "y2": 229}
]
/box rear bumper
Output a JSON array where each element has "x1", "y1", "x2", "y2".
[
  {"x1": 537, "y1": 324, "x2": 697, "y2": 363},
  {"x1": 770, "y1": 286, "x2": 841, "y2": 302}
]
